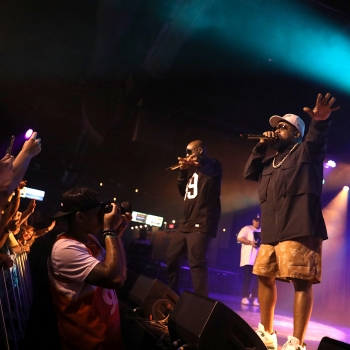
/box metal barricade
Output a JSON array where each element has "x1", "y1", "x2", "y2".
[{"x1": 0, "y1": 252, "x2": 33, "y2": 350}]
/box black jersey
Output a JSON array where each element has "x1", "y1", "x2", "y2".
[{"x1": 177, "y1": 158, "x2": 222, "y2": 237}]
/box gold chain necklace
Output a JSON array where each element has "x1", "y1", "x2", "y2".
[{"x1": 272, "y1": 143, "x2": 299, "y2": 169}]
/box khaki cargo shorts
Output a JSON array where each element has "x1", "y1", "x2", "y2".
[{"x1": 253, "y1": 236, "x2": 322, "y2": 284}]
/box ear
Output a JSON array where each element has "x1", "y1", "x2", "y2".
[
  {"x1": 294, "y1": 131, "x2": 301, "y2": 139},
  {"x1": 197, "y1": 147, "x2": 203, "y2": 155},
  {"x1": 76, "y1": 211, "x2": 84, "y2": 223}
]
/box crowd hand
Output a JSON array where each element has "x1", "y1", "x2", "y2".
[
  {"x1": 20, "y1": 131, "x2": 42, "y2": 157},
  {"x1": 0, "y1": 154, "x2": 14, "y2": 185},
  {"x1": 20, "y1": 243, "x2": 30, "y2": 253},
  {"x1": 0, "y1": 253, "x2": 13, "y2": 269},
  {"x1": 18, "y1": 180, "x2": 27, "y2": 189},
  {"x1": 27, "y1": 199, "x2": 36, "y2": 214},
  {"x1": 47, "y1": 220, "x2": 56, "y2": 232},
  {"x1": 303, "y1": 93, "x2": 340, "y2": 121}
]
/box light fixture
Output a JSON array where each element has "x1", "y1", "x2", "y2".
[{"x1": 324, "y1": 160, "x2": 336, "y2": 168}]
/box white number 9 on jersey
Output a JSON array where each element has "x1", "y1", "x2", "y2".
[{"x1": 185, "y1": 173, "x2": 198, "y2": 200}]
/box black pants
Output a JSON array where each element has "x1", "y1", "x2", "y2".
[
  {"x1": 241, "y1": 264, "x2": 258, "y2": 299},
  {"x1": 166, "y1": 230, "x2": 212, "y2": 297}
]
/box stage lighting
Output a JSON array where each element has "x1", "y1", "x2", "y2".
[
  {"x1": 324, "y1": 160, "x2": 336, "y2": 168},
  {"x1": 25, "y1": 129, "x2": 33, "y2": 139},
  {"x1": 343, "y1": 186, "x2": 349, "y2": 191}
]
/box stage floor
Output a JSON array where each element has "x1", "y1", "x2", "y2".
[{"x1": 209, "y1": 292, "x2": 350, "y2": 350}]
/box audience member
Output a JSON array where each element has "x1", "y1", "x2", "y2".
[
  {"x1": 0, "y1": 132, "x2": 41, "y2": 208},
  {"x1": 17, "y1": 221, "x2": 56, "y2": 249},
  {"x1": 0, "y1": 132, "x2": 41, "y2": 248},
  {"x1": 48, "y1": 187, "x2": 131, "y2": 350}
]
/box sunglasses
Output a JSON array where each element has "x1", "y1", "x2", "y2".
[
  {"x1": 274, "y1": 123, "x2": 291, "y2": 131},
  {"x1": 186, "y1": 147, "x2": 199, "y2": 155}
]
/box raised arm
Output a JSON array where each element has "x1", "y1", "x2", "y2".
[
  {"x1": 35, "y1": 220, "x2": 56, "y2": 238},
  {"x1": 85, "y1": 204, "x2": 131, "y2": 289},
  {"x1": 19, "y1": 199, "x2": 36, "y2": 226},
  {"x1": 10, "y1": 132, "x2": 41, "y2": 197}
]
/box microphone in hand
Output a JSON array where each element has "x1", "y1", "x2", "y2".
[
  {"x1": 166, "y1": 163, "x2": 182, "y2": 171},
  {"x1": 166, "y1": 156, "x2": 193, "y2": 170},
  {"x1": 240, "y1": 134, "x2": 278, "y2": 140}
]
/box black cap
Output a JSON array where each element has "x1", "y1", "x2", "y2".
[
  {"x1": 52, "y1": 187, "x2": 101, "y2": 218},
  {"x1": 253, "y1": 213, "x2": 261, "y2": 221}
]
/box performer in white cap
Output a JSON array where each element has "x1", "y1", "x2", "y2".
[{"x1": 244, "y1": 93, "x2": 340, "y2": 350}]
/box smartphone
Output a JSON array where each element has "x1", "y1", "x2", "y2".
[{"x1": 6, "y1": 135, "x2": 15, "y2": 155}]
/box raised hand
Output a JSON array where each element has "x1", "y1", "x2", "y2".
[
  {"x1": 303, "y1": 93, "x2": 340, "y2": 121},
  {"x1": 20, "y1": 131, "x2": 42, "y2": 157},
  {"x1": 47, "y1": 220, "x2": 56, "y2": 232},
  {"x1": 104, "y1": 203, "x2": 123, "y2": 231},
  {"x1": 18, "y1": 180, "x2": 27, "y2": 189},
  {"x1": 27, "y1": 199, "x2": 36, "y2": 214}
]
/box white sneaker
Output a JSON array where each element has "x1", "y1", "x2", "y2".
[
  {"x1": 256, "y1": 323, "x2": 278, "y2": 350},
  {"x1": 241, "y1": 297, "x2": 250, "y2": 305},
  {"x1": 253, "y1": 298, "x2": 259, "y2": 306},
  {"x1": 281, "y1": 336, "x2": 306, "y2": 350}
]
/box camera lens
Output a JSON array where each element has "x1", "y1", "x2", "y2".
[
  {"x1": 102, "y1": 201, "x2": 132, "y2": 214},
  {"x1": 118, "y1": 202, "x2": 132, "y2": 214}
]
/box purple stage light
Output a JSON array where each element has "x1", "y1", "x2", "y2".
[
  {"x1": 25, "y1": 129, "x2": 33, "y2": 139},
  {"x1": 324, "y1": 160, "x2": 336, "y2": 168}
]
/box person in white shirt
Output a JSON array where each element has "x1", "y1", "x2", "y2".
[{"x1": 237, "y1": 214, "x2": 261, "y2": 306}]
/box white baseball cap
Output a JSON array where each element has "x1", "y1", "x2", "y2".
[{"x1": 269, "y1": 114, "x2": 305, "y2": 137}]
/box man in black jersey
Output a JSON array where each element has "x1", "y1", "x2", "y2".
[{"x1": 166, "y1": 140, "x2": 222, "y2": 297}]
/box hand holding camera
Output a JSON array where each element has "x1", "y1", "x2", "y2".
[{"x1": 103, "y1": 201, "x2": 132, "y2": 235}]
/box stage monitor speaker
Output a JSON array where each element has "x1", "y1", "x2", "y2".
[
  {"x1": 318, "y1": 336, "x2": 350, "y2": 350},
  {"x1": 129, "y1": 275, "x2": 179, "y2": 321},
  {"x1": 168, "y1": 290, "x2": 266, "y2": 350}
]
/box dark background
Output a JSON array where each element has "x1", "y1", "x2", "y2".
[{"x1": 1, "y1": 0, "x2": 350, "y2": 268}]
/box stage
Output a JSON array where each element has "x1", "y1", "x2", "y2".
[{"x1": 210, "y1": 292, "x2": 350, "y2": 350}]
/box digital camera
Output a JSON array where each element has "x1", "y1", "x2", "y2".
[{"x1": 102, "y1": 201, "x2": 132, "y2": 215}]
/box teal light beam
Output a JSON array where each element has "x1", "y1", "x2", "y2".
[{"x1": 174, "y1": 0, "x2": 350, "y2": 92}]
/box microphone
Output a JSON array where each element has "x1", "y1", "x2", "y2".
[
  {"x1": 166, "y1": 164, "x2": 182, "y2": 171},
  {"x1": 240, "y1": 134, "x2": 276, "y2": 140}
]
